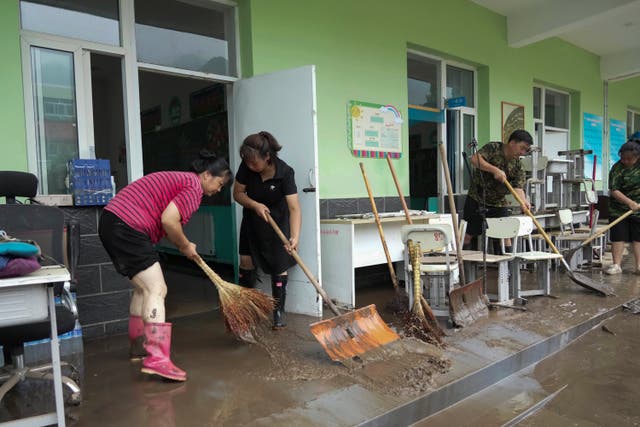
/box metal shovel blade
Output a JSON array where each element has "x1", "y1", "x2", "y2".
[
  {"x1": 309, "y1": 304, "x2": 400, "y2": 362},
  {"x1": 557, "y1": 257, "x2": 615, "y2": 296},
  {"x1": 568, "y1": 270, "x2": 615, "y2": 296},
  {"x1": 448, "y1": 279, "x2": 489, "y2": 327}
]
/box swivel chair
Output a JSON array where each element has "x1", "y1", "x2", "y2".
[{"x1": 0, "y1": 171, "x2": 82, "y2": 416}]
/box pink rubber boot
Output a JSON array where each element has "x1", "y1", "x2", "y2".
[
  {"x1": 129, "y1": 315, "x2": 146, "y2": 361},
  {"x1": 141, "y1": 323, "x2": 187, "y2": 382}
]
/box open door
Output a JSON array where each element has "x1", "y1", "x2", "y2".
[{"x1": 232, "y1": 65, "x2": 321, "y2": 317}]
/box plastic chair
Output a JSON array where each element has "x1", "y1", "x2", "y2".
[
  {"x1": 530, "y1": 208, "x2": 578, "y2": 253},
  {"x1": 401, "y1": 223, "x2": 458, "y2": 318},
  {"x1": 0, "y1": 171, "x2": 82, "y2": 409},
  {"x1": 486, "y1": 216, "x2": 562, "y2": 300},
  {"x1": 462, "y1": 218, "x2": 517, "y2": 304},
  {"x1": 556, "y1": 209, "x2": 606, "y2": 267},
  {"x1": 521, "y1": 155, "x2": 548, "y2": 212}
]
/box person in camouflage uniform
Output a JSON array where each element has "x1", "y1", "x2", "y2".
[
  {"x1": 605, "y1": 140, "x2": 640, "y2": 275},
  {"x1": 462, "y1": 129, "x2": 533, "y2": 249}
]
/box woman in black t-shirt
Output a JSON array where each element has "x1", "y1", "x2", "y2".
[{"x1": 233, "y1": 131, "x2": 301, "y2": 329}]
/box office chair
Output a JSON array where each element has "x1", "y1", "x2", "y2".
[{"x1": 0, "y1": 171, "x2": 82, "y2": 406}]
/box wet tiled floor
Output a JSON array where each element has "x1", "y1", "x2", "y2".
[{"x1": 2, "y1": 255, "x2": 639, "y2": 426}]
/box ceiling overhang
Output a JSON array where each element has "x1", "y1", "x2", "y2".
[{"x1": 473, "y1": 0, "x2": 640, "y2": 81}]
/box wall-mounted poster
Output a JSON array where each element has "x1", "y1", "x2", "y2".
[
  {"x1": 501, "y1": 101, "x2": 525, "y2": 143},
  {"x1": 609, "y1": 119, "x2": 627, "y2": 168},
  {"x1": 583, "y1": 113, "x2": 603, "y2": 180},
  {"x1": 348, "y1": 100, "x2": 403, "y2": 158}
]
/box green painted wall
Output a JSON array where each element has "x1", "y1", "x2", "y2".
[
  {"x1": 2, "y1": 0, "x2": 639, "y2": 198},
  {"x1": 0, "y1": 1, "x2": 28, "y2": 172},
  {"x1": 244, "y1": 0, "x2": 631, "y2": 198},
  {"x1": 608, "y1": 76, "x2": 640, "y2": 123}
]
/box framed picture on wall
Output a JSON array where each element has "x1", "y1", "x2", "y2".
[{"x1": 501, "y1": 101, "x2": 525, "y2": 143}]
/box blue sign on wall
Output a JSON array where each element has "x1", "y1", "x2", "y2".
[
  {"x1": 609, "y1": 119, "x2": 627, "y2": 169},
  {"x1": 583, "y1": 113, "x2": 602, "y2": 180},
  {"x1": 445, "y1": 96, "x2": 466, "y2": 109}
]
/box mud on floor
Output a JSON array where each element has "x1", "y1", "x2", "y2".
[{"x1": 253, "y1": 315, "x2": 450, "y2": 398}]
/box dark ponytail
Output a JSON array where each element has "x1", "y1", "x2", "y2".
[
  {"x1": 240, "y1": 131, "x2": 282, "y2": 163},
  {"x1": 190, "y1": 149, "x2": 233, "y2": 183}
]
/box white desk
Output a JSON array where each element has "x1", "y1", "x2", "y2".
[
  {"x1": 320, "y1": 215, "x2": 438, "y2": 307},
  {"x1": 0, "y1": 266, "x2": 70, "y2": 427}
]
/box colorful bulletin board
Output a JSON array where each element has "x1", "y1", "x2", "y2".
[
  {"x1": 348, "y1": 100, "x2": 403, "y2": 158},
  {"x1": 609, "y1": 119, "x2": 627, "y2": 168},
  {"x1": 583, "y1": 113, "x2": 603, "y2": 180}
]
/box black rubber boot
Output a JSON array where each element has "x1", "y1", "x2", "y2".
[
  {"x1": 238, "y1": 268, "x2": 256, "y2": 288},
  {"x1": 271, "y1": 275, "x2": 288, "y2": 329}
]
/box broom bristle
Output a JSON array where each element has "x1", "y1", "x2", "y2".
[
  {"x1": 403, "y1": 311, "x2": 442, "y2": 346},
  {"x1": 193, "y1": 256, "x2": 275, "y2": 337},
  {"x1": 216, "y1": 279, "x2": 275, "y2": 336}
]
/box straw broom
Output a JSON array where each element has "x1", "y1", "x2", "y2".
[
  {"x1": 403, "y1": 240, "x2": 443, "y2": 346},
  {"x1": 193, "y1": 255, "x2": 275, "y2": 338}
]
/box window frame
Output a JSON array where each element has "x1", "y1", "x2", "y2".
[
  {"x1": 406, "y1": 49, "x2": 478, "y2": 203},
  {"x1": 20, "y1": 0, "x2": 239, "y2": 194},
  {"x1": 533, "y1": 85, "x2": 571, "y2": 158},
  {"x1": 445, "y1": 59, "x2": 477, "y2": 193},
  {"x1": 628, "y1": 108, "x2": 640, "y2": 137}
]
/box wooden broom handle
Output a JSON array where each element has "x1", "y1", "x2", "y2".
[
  {"x1": 194, "y1": 254, "x2": 224, "y2": 283},
  {"x1": 359, "y1": 162, "x2": 401, "y2": 292},
  {"x1": 265, "y1": 214, "x2": 342, "y2": 316},
  {"x1": 438, "y1": 143, "x2": 466, "y2": 285},
  {"x1": 386, "y1": 154, "x2": 412, "y2": 224}
]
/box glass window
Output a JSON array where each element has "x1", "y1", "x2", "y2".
[
  {"x1": 533, "y1": 87, "x2": 541, "y2": 119},
  {"x1": 446, "y1": 65, "x2": 474, "y2": 108},
  {"x1": 135, "y1": 0, "x2": 233, "y2": 76},
  {"x1": 544, "y1": 89, "x2": 569, "y2": 129},
  {"x1": 30, "y1": 47, "x2": 79, "y2": 194},
  {"x1": 407, "y1": 56, "x2": 439, "y2": 109},
  {"x1": 20, "y1": 0, "x2": 120, "y2": 46},
  {"x1": 629, "y1": 110, "x2": 640, "y2": 137},
  {"x1": 462, "y1": 113, "x2": 474, "y2": 190}
]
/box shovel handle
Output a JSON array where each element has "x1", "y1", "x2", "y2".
[
  {"x1": 386, "y1": 155, "x2": 441, "y2": 325},
  {"x1": 359, "y1": 162, "x2": 401, "y2": 292},
  {"x1": 386, "y1": 154, "x2": 412, "y2": 224},
  {"x1": 579, "y1": 209, "x2": 634, "y2": 247},
  {"x1": 265, "y1": 214, "x2": 341, "y2": 317},
  {"x1": 438, "y1": 142, "x2": 466, "y2": 285},
  {"x1": 503, "y1": 180, "x2": 562, "y2": 255}
]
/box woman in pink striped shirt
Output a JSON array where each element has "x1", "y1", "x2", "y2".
[{"x1": 99, "y1": 150, "x2": 232, "y2": 382}]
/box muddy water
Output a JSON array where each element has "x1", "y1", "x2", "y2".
[
  {"x1": 254, "y1": 314, "x2": 450, "y2": 397},
  {"x1": 3, "y1": 253, "x2": 639, "y2": 426},
  {"x1": 520, "y1": 311, "x2": 640, "y2": 426},
  {"x1": 415, "y1": 311, "x2": 640, "y2": 426}
]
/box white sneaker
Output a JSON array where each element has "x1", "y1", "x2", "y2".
[{"x1": 605, "y1": 264, "x2": 622, "y2": 275}]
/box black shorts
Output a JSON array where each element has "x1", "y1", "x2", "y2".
[
  {"x1": 238, "y1": 217, "x2": 252, "y2": 257},
  {"x1": 462, "y1": 196, "x2": 510, "y2": 237},
  {"x1": 238, "y1": 216, "x2": 295, "y2": 275},
  {"x1": 609, "y1": 215, "x2": 640, "y2": 243},
  {"x1": 98, "y1": 210, "x2": 159, "y2": 279}
]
